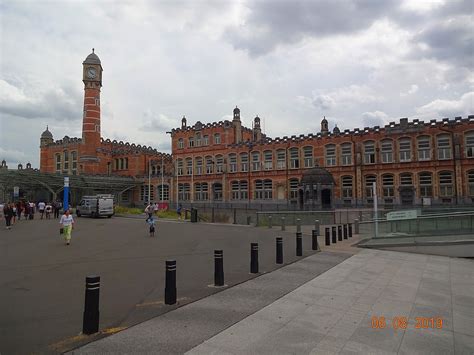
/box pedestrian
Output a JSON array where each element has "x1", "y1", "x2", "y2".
[
  {"x1": 146, "y1": 216, "x2": 156, "y2": 237},
  {"x1": 38, "y1": 201, "x2": 46, "y2": 219},
  {"x1": 54, "y1": 201, "x2": 61, "y2": 219},
  {"x1": 145, "y1": 202, "x2": 153, "y2": 220},
  {"x1": 45, "y1": 203, "x2": 52, "y2": 219},
  {"x1": 59, "y1": 209, "x2": 75, "y2": 245},
  {"x1": 4, "y1": 203, "x2": 13, "y2": 229},
  {"x1": 177, "y1": 204, "x2": 182, "y2": 220},
  {"x1": 28, "y1": 202, "x2": 34, "y2": 220},
  {"x1": 153, "y1": 202, "x2": 159, "y2": 215},
  {"x1": 16, "y1": 202, "x2": 22, "y2": 222},
  {"x1": 12, "y1": 204, "x2": 17, "y2": 224}
]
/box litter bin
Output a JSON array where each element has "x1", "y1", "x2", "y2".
[{"x1": 191, "y1": 208, "x2": 198, "y2": 223}]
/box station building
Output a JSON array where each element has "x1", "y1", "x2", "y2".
[{"x1": 26, "y1": 50, "x2": 474, "y2": 208}]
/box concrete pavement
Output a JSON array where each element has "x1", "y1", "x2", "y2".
[{"x1": 71, "y1": 248, "x2": 474, "y2": 354}]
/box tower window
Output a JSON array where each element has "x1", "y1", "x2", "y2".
[{"x1": 178, "y1": 138, "x2": 184, "y2": 149}]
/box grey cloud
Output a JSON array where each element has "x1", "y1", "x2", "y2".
[
  {"x1": 312, "y1": 95, "x2": 335, "y2": 111},
  {"x1": 361, "y1": 111, "x2": 389, "y2": 127},
  {"x1": 224, "y1": 0, "x2": 399, "y2": 56}
]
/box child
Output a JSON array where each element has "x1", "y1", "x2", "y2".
[{"x1": 146, "y1": 216, "x2": 156, "y2": 237}]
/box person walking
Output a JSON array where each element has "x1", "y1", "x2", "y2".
[
  {"x1": 145, "y1": 202, "x2": 153, "y2": 220},
  {"x1": 38, "y1": 201, "x2": 46, "y2": 219},
  {"x1": 45, "y1": 203, "x2": 52, "y2": 219},
  {"x1": 177, "y1": 204, "x2": 182, "y2": 220},
  {"x1": 4, "y1": 203, "x2": 13, "y2": 230},
  {"x1": 59, "y1": 209, "x2": 75, "y2": 245},
  {"x1": 146, "y1": 216, "x2": 156, "y2": 237}
]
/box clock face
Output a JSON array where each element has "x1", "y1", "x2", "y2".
[{"x1": 87, "y1": 67, "x2": 97, "y2": 79}]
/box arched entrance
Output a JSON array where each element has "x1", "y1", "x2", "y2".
[{"x1": 300, "y1": 167, "x2": 335, "y2": 209}]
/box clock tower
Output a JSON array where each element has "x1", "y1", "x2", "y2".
[{"x1": 80, "y1": 49, "x2": 103, "y2": 170}]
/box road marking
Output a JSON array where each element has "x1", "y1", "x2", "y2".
[{"x1": 48, "y1": 327, "x2": 127, "y2": 352}]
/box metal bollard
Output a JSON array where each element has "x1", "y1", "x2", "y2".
[
  {"x1": 296, "y1": 218, "x2": 301, "y2": 233},
  {"x1": 276, "y1": 237, "x2": 283, "y2": 264},
  {"x1": 296, "y1": 232, "x2": 303, "y2": 256},
  {"x1": 349, "y1": 223, "x2": 353, "y2": 238},
  {"x1": 281, "y1": 216, "x2": 286, "y2": 231},
  {"x1": 332, "y1": 226, "x2": 337, "y2": 244},
  {"x1": 354, "y1": 219, "x2": 359, "y2": 234},
  {"x1": 233, "y1": 208, "x2": 237, "y2": 224},
  {"x1": 165, "y1": 260, "x2": 177, "y2": 305},
  {"x1": 214, "y1": 250, "x2": 224, "y2": 287},
  {"x1": 338, "y1": 225, "x2": 343, "y2": 241},
  {"x1": 343, "y1": 224, "x2": 348, "y2": 239},
  {"x1": 247, "y1": 216, "x2": 251, "y2": 225},
  {"x1": 250, "y1": 243, "x2": 259, "y2": 273},
  {"x1": 83, "y1": 275, "x2": 100, "y2": 335},
  {"x1": 268, "y1": 215, "x2": 272, "y2": 228},
  {"x1": 312, "y1": 229, "x2": 319, "y2": 250},
  {"x1": 325, "y1": 227, "x2": 331, "y2": 246}
]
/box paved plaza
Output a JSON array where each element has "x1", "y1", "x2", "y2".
[
  {"x1": 0, "y1": 214, "x2": 329, "y2": 354},
  {"x1": 72, "y1": 248, "x2": 474, "y2": 355}
]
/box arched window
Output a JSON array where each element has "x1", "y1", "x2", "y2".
[
  {"x1": 263, "y1": 150, "x2": 273, "y2": 170},
  {"x1": 417, "y1": 136, "x2": 431, "y2": 161},
  {"x1": 178, "y1": 138, "x2": 184, "y2": 149},
  {"x1": 188, "y1": 137, "x2": 194, "y2": 148},
  {"x1": 240, "y1": 152, "x2": 248, "y2": 172},
  {"x1": 468, "y1": 170, "x2": 474, "y2": 196},
  {"x1": 289, "y1": 178, "x2": 299, "y2": 200},
  {"x1": 254, "y1": 179, "x2": 272, "y2": 199},
  {"x1": 63, "y1": 151, "x2": 69, "y2": 171},
  {"x1": 228, "y1": 153, "x2": 237, "y2": 173},
  {"x1": 231, "y1": 180, "x2": 248, "y2": 200},
  {"x1": 203, "y1": 135, "x2": 209, "y2": 146},
  {"x1": 364, "y1": 141, "x2": 375, "y2": 164},
  {"x1": 365, "y1": 175, "x2": 376, "y2": 198},
  {"x1": 214, "y1": 133, "x2": 221, "y2": 144},
  {"x1": 438, "y1": 171, "x2": 453, "y2": 197},
  {"x1": 157, "y1": 184, "x2": 169, "y2": 201},
  {"x1": 195, "y1": 182, "x2": 209, "y2": 200},
  {"x1": 178, "y1": 183, "x2": 190, "y2": 200},
  {"x1": 400, "y1": 173, "x2": 413, "y2": 185},
  {"x1": 205, "y1": 156, "x2": 213, "y2": 174},
  {"x1": 382, "y1": 174, "x2": 394, "y2": 198},
  {"x1": 437, "y1": 134, "x2": 451, "y2": 160},
  {"x1": 325, "y1": 144, "x2": 336, "y2": 166},
  {"x1": 341, "y1": 176, "x2": 353, "y2": 198},
  {"x1": 251, "y1": 151, "x2": 261, "y2": 171},
  {"x1": 216, "y1": 154, "x2": 224, "y2": 173},
  {"x1": 381, "y1": 140, "x2": 393, "y2": 163},
  {"x1": 186, "y1": 157, "x2": 193, "y2": 175},
  {"x1": 341, "y1": 143, "x2": 352, "y2": 165},
  {"x1": 303, "y1": 146, "x2": 313, "y2": 167},
  {"x1": 195, "y1": 157, "x2": 203, "y2": 175},
  {"x1": 399, "y1": 138, "x2": 411, "y2": 162},
  {"x1": 276, "y1": 149, "x2": 286, "y2": 169},
  {"x1": 465, "y1": 131, "x2": 474, "y2": 158},
  {"x1": 419, "y1": 172, "x2": 432, "y2": 197},
  {"x1": 289, "y1": 147, "x2": 299, "y2": 169},
  {"x1": 55, "y1": 153, "x2": 61, "y2": 172},
  {"x1": 141, "y1": 185, "x2": 154, "y2": 202},
  {"x1": 177, "y1": 158, "x2": 183, "y2": 176}
]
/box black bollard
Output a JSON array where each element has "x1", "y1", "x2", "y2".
[
  {"x1": 276, "y1": 237, "x2": 283, "y2": 264},
  {"x1": 165, "y1": 260, "x2": 177, "y2": 305},
  {"x1": 343, "y1": 224, "x2": 348, "y2": 239},
  {"x1": 296, "y1": 232, "x2": 303, "y2": 256},
  {"x1": 338, "y1": 225, "x2": 343, "y2": 241},
  {"x1": 214, "y1": 250, "x2": 224, "y2": 286},
  {"x1": 268, "y1": 215, "x2": 273, "y2": 228},
  {"x1": 281, "y1": 217, "x2": 286, "y2": 231},
  {"x1": 332, "y1": 226, "x2": 337, "y2": 244},
  {"x1": 83, "y1": 275, "x2": 100, "y2": 335},
  {"x1": 312, "y1": 229, "x2": 319, "y2": 250},
  {"x1": 296, "y1": 218, "x2": 301, "y2": 233},
  {"x1": 250, "y1": 243, "x2": 259, "y2": 273},
  {"x1": 325, "y1": 227, "x2": 331, "y2": 246},
  {"x1": 349, "y1": 223, "x2": 353, "y2": 238}
]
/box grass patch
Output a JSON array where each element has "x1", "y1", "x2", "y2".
[{"x1": 114, "y1": 206, "x2": 181, "y2": 220}]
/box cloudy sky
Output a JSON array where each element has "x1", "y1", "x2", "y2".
[{"x1": 0, "y1": 0, "x2": 473, "y2": 168}]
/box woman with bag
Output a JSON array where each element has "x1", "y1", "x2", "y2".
[{"x1": 59, "y1": 209, "x2": 75, "y2": 245}]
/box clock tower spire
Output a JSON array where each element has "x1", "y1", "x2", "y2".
[{"x1": 80, "y1": 49, "x2": 103, "y2": 170}]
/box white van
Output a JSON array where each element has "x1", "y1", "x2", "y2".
[{"x1": 76, "y1": 195, "x2": 114, "y2": 218}]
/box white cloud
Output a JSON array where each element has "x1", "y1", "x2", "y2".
[
  {"x1": 361, "y1": 111, "x2": 391, "y2": 127},
  {"x1": 416, "y1": 92, "x2": 474, "y2": 119}
]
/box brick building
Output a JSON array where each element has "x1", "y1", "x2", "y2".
[
  {"x1": 170, "y1": 108, "x2": 474, "y2": 208},
  {"x1": 39, "y1": 50, "x2": 172, "y2": 205}
]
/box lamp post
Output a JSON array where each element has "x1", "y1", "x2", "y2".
[{"x1": 161, "y1": 154, "x2": 164, "y2": 202}]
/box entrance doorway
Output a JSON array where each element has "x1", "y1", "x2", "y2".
[
  {"x1": 321, "y1": 189, "x2": 331, "y2": 208},
  {"x1": 400, "y1": 187, "x2": 414, "y2": 205}
]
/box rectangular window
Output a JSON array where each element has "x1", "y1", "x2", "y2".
[
  {"x1": 186, "y1": 159, "x2": 192, "y2": 175},
  {"x1": 381, "y1": 141, "x2": 393, "y2": 163},
  {"x1": 178, "y1": 183, "x2": 190, "y2": 201},
  {"x1": 206, "y1": 157, "x2": 213, "y2": 174},
  {"x1": 437, "y1": 136, "x2": 451, "y2": 160},
  {"x1": 325, "y1": 145, "x2": 336, "y2": 166},
  {"x1": 466, "y1": 134, "x2": 474, "y2": 158},
  {"x1": 229, "y1": 155, "x2": 237, "y2": 173},
  {"x1": 188, "y1": 138, "x2": 194, "y2": 148},
  {"x1": 400, "y1": 174, "x2": 413, "y2": 185},
  {"x1": 252, "y1": 152, "x2": 260, "y2": 171},
  {"x1": 63, "y1": 151, "x2": 69, "y2": 171},
  {"x1": 276, "y1": 150, "x2": 286, "y2": 169},
  {"x1": 195, "y1": 133, "x2": 201, "y2": 147},
  {"x1": 418, "y1": 137, "x2": 431, "y2": 161},
  {"x1": 364, "y1": 143, "x2": 375, "y2": 164},
  {"x1": 365, "y1": 175, "x2": 376, "y2": 198},
  {"x1": 240, "y1": 154, "x2": 248, "y2": 172},
  {"x1": 157, "y1": 185, "x2": 169, "y2": 201},
  {"x1": 216, "y1": 156, "x2": 224, "y2": 173},
  {"x1": 195, "y1": 158, "x2": 202, "y2": 175},
  {"x1": 289, "y1": 179, "x2": 299, "y2": 200},
  {"x1": 303, "y1": 147, "x2": 313, "y2": 167},
  {"x1": 178, "y1": 139, "x2": 184, "y2": 149},
  {"x1": 342, "y1": 176, "x2": 353, "y2": 198},
  {"x1": 203, "y1": 135, "x2": 209, "y2": 146},
  {"x1": 439, "y1": 172, "x2": 453, "y2": 197},
  {"x1": 382, "y1": 175, "x2": 394, "y2": 198},
  {"x1": 341, "y1": 144, "x2": 352, "y2": 165},
  {"x1": 264, "y1": 151, "x2": 273, "y2": 170},
  {"x1": 468, "y1": 171, "x2": 474, "y2": 196},
  {"x1": 214, "y1": 134, "x2": 221, "y2": 144},
  {"x1": 141, "y1": 185, "x2": 154, "y2": 202},
  {"x1": 177, "y1": 160, "x2": 183, "y2": 176},
  {"x1": 290, "y1": 149, "x2": 299, "y2": 169},
  {"x1": 56, "y1": 154, "x2": 61, "y2": 172},
  {"x1": 399, "y1": 139, "x2": 411, "y2": 162},
  {"x1": 419, "y1": 174, "x2": 433, "y2": 197}
]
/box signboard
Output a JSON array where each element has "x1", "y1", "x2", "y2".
[
  {"x1": 13, "y1": 186, "x2": 19, "y2": 198},
  {"x1": 386, "y1": 209, "x2": 419, "y2": 221}
]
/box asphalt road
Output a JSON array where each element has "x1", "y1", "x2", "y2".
[{"x1": 0, "y1": 215, "x2": 317, "y2": 354}]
